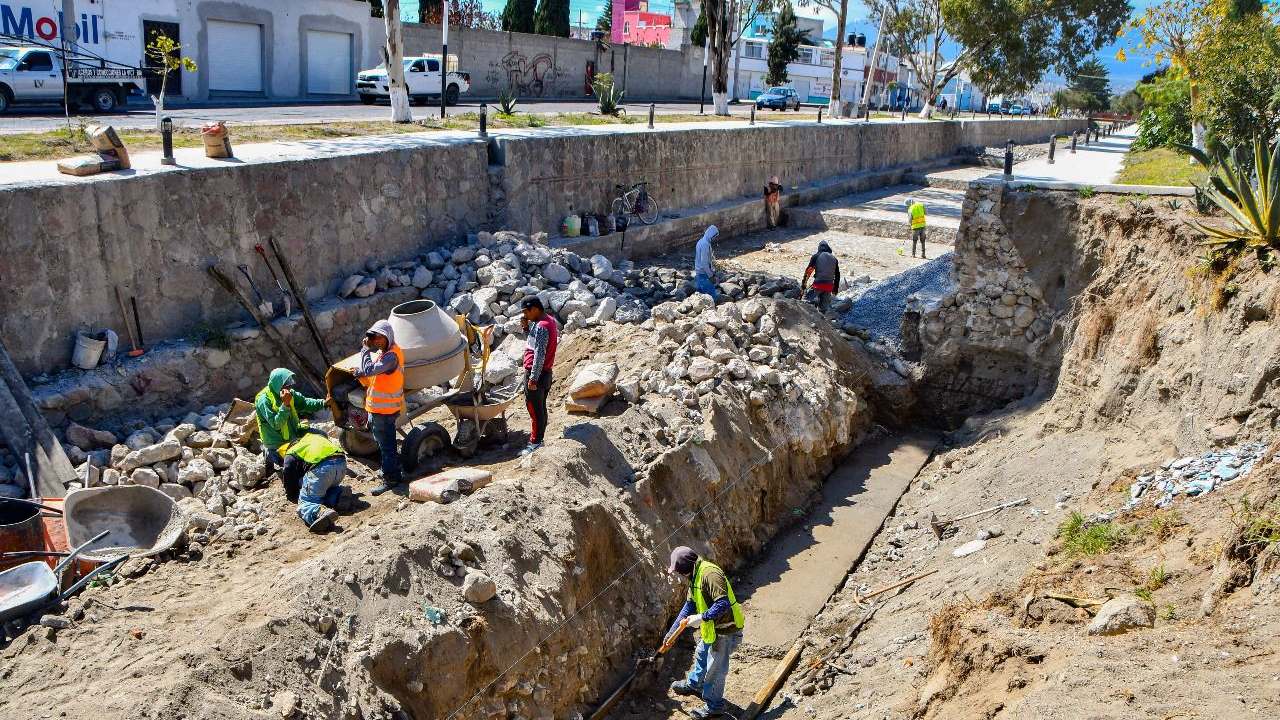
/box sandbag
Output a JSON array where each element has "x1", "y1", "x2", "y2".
[
  {"x1": 567, "y1": 362, "x2": 619, "y2": 399},
  {"x1": 202, "y1": 121, "x2": 234, "y2": 159},
  {"x1": 57, "y1": 154, "x2": 123, "y2": 176}
]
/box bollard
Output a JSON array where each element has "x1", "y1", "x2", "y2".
[
  {"x1": 1047, "y1": 135, "x2": 1057, "y2": 165},
  {"x1": 818, "y1": 107, "x2": 823, "y2": 124},
  {"x1": 648, "y1": 103, "x2": 655, "y2": 129},
  {"x1": 1003, "y1": 139, "x2": 1014, "y2": 178},
  {"x1": 1083, "y1": 128, "x2": 1090, "y2": 146},
  {"x1": 750, "y1": 105, "x2": 756, "y2": 125},
  {"x1": 160, "y1": 117, "x2": 175, "y2": 166},
  {"x1": 479, "y1": 103, "x2": 488, "y2": 137},
  {"x1": 1070, "y1": 131, "x2": 1078, "y2": 154}
]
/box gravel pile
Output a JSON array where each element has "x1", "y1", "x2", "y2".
[{"x1": 842, "y1": 253, "x2": 955, "y2": 348}]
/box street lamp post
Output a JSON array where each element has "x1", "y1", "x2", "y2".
[
  {"x1": 160, "y1": 117, "x2": 175, "y2": 165},
  {"x1": 699, "y1": 37, "x2": 709, "y2": 115}
]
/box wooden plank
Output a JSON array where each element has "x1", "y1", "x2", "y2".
[
  {"x1": 740, "y1": 640, "x2": 804, "y2": 720},
  {"x1": 267, "y1": 236, "x2": 333, "y2": 368},
  {"x1": 0, "y1": 336, "x2": 75, "y2": 498}
]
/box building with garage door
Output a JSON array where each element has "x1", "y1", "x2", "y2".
[{"x1": 0, "y1": 0, "x2": 382, "y2": 102}]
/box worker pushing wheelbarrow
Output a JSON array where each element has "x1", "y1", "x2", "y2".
[{"x1": 324, "y1": 300, "x2": 519, "y2": 473}]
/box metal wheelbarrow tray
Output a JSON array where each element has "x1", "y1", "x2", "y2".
[
  {"x1": 0, "y1": 530, "x2": 124, "y2": 625},
  {"x1": 63, "y1": 486, "x2": 185, "y2": 563}
]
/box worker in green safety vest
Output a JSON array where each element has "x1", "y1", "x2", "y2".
[
  {"x1": 278, "y1": 432, "x2": 353, "y2": 534},
  {"x1": 255, "y1": 368, "x2": 327, "y2": 498},
  {"x1": 664, "y1": 546, "x2": 745, "y2": 718},
  {"x1": 906, "y1": 197, "x2": 928, "y2": 258}
]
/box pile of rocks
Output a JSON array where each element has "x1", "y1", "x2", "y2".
[{"x1": 1125, "y1": 441, "x2": 1268, "y2": 511}]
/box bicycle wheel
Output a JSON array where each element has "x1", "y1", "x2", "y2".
[
  {"x1": 635, "y1": 192, "x2": 660, "y2": 225},
  {"x1": 611, "y1": 197, "x2": 628, "y2": 220}
]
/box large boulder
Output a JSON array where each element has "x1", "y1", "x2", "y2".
[
  {"x1": 542, "y1": 263, "x2": 572, "y2": 285},
  {"x1": 462, "y1": 570, "x2": 498, "y2": 604},
  {"x1": 66, "y1": 422, "x2": 117, "y2": 450},
  {"x1": 1087, "y1": 595, "x2": 1155, "y2": 636},
  {"x1": 119, "y1": 439, "x2": 182, "y2": 473}
]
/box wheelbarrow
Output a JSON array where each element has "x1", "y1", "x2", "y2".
[
  {"x1": 444, "y1": 377, "x2": 521, "y2": 458},
  {"x1": 0, "y1": 529, "x2": 126, "y2": 626},
  {"x1": 61, "y1": 486, "x2": 186, "y2": 563}
]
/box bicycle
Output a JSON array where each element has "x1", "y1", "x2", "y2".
[{"x1": 612, "y1": 181, "x2": 660, "y2": 226}]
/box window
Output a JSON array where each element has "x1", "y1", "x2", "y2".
[
  {"x1": 22, "y1": 52, "x2": 53, "y2": 71},
  {"x1": 796, "y1": 48, "x2": 814, "y2": 65},
  {"x1": 408, "y1": 60, "x2": 426, "y2": 72},
  {"x1": 745, "y1": 42, "x2": 763, "y2": 59},
  {"x1": 427, "y1": 59, "x2": 439, "y2": 72}
]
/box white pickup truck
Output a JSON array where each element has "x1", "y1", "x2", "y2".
[
  {"x1": 0, "y1": 46, "x2": 144, "y2": 113},
  {"x1": 357, "y1": 55, "x2": 471, "y2": 107}
]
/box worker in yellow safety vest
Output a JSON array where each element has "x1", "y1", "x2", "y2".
[
  {"x1": 664, "y1": 546, "x2": 745, "y2": 718},
  {"x1": 353, "y1": 319, "x2": 405, "y2": 496},
  {"x1": 278, "y1": 432, "x2": 352, "y2": 533},
  {"x1": 906, "y1": 197, "x2": 928, "y2": 259}
]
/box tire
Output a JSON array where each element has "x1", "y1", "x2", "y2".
[
  {"x1": 445, "y1": 84, "x2": 460, "y2": 106},
  {"x1": 359, "y1": 95, "x2": 376, "y2": 105},
  {"x1": 401, "y1": 421, "x2": 451, "y2": 473},
  {"x1": 635, "y1": 192, "x2": 660, "y2": 225},
  {"x1": 611, "y1": 197, "x2": 628, "y2": 220},
  {"x1": 339, "y1": 427, "x2": 380, "y2": 457},
  {"x1": 90, "y1": 87, "x2": 118, "y2": 113},
  {"x1": 0, "y1": 87, "x2": 10, "y2": 113}
]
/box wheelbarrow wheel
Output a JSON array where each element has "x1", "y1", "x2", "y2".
[
  {"x1": 402, "y1": 422, "x2": 451, "y2": 473},
  {"x1": 340, "y1": 428, "x2": 380, "y2": 457}
]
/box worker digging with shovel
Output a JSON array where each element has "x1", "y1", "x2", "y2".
[{"x1": 664, "y1": 546, "x2": 746, "y2": 718}]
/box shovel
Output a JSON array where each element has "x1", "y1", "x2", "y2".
[
  {"x1": 928, "y1": 498, "x2": 1029, "y2": 539},
  {"x1": 589, "y1": 617, "x2": 691, "y2": 720},
  {"x1": 238, "y1": 265, "x2": 273, "y2": 318},
  {"x1": 256, "y1": 244, "x2": 294, "y2": 318}
]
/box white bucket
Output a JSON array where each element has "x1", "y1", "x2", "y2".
[{"x1": 72, "y1": 333, "x2": 106, "y2": 370}]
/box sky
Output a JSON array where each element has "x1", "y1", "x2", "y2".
[{"x1": 480, "y1": 0, "x2": 1164, "y2": 92}]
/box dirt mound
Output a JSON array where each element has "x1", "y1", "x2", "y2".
[{"x1": 0, "y1": 298, "x2": 891, "y2": 720}]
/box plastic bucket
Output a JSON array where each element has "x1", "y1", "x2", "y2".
[{"x1": 72, "y1": 333, "x2": 106, "y2": 370}]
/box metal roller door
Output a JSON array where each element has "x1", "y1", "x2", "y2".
[
  {"x1": 306, "y1": 30, "x2": 352, "y2": 95},
  {"x1": 207, "y1": 20, "x2": 263, "y2": 93}
]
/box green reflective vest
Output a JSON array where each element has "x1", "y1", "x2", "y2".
[
  {"x1": 909, "y1": 202, "x2": 927, "y2": 229},
  {"x1": 280, "y1": 433, "x2": 342, "y2": 465},
  {"x1": 687, "y1": 559, "x2": 745, "y2": 644}
]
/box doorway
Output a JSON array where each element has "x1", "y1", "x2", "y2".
[{"x1": 143, "y1": 20, "x2": 182, "y2": 97}]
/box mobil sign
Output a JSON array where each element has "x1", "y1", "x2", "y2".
[{"x1": 1, "y1": 2, "x2": 105, "y2": 48}]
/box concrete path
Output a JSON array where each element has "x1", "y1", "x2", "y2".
[
  {"x1": 1007, "y1": 126, "x2": 1134, "y2": 184},
  {"x1": 733, "y1": 432, "x2": 937, "y2": 652},
  {"x1": 788, "y1": 183, "x2": 964, "y2": 246}
]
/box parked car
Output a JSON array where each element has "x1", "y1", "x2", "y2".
[
  {"x1": 357, "y1": 55, "x2": 471, "y2": 106},
  {"x1": 756, "y1": 87, "x2": 801, "y2": 111},
  {"x1": 0, "y1": 46, "x2": 143, "y2": 113},
  {"x1": 1009, "y1": 104, "x2": 1025, "y2": 116},
  {"x1": 986, "y1": 101, "x2": 1004, "y2": 114}
]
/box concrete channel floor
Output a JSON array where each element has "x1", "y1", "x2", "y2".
[
  {"x1": 630, "y1": 432, "x2": 938, "y2": 719},
  {"x1": 788, "y1": 183, "x2": 964, "y2": 246}
]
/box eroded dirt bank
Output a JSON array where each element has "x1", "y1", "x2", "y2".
[
  {"x1": 768, "y1": 191, "x2": 1280, "y2": 719},
  {"x1": 0, "y1": 296, "x2": 893, "y2": 720}
]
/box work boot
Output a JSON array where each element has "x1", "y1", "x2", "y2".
[
  {"x1": 308, "y1": 507, "x2": 338, "y2": 533},
  {"x1": 670, "y1": 680, "x2": 701, "y2": 697},
  {"x1": 370, "y1": 479, "x2": 401, "y2": 496},
  {"x1": 688, "y1": 706, "x2": 721, "y2": 719},
  {"x1": 519, "y1": 443, "x2": 542, "y2": 457},
  {"x1": 336, "y1": 487, "x2": 355, "y2": 512}
]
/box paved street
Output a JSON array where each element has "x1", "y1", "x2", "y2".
[{"x1": 0, "y1": 99, "x2": 730, "y2": 134}]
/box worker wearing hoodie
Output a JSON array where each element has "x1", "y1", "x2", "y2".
[
  {"x1": 353, "y1": 319, "x2": 404, "y2": 495},
  {"x1": 801, "y1": 241, "x2": 841, "y2": 311},
  {"x1": 694, "y1": 225, "x2": 719, "y2": 300},
  {"x1": 255, "y1": 368, "x2": 327, "y2": 485}
]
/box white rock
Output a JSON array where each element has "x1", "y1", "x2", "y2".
[
  {"x1": 462, "y1": 570, "x2": 498, "y2": 603},
  {"x1": 120, "y1": 439, "x2": 182, "y2": 473},
  {"x1": 592, "y1": 296, "x2": 618, "y2": 323},
  {"x1": 452, "y1": 246, "x2": 477, "y2": 264},
  {"x1": 542, "y1": 263, "x2": 572, "y2": 285},
  {"x1": 354, "y1": 278, "x2": 377, "y2": 298},
  {"x1": 590, "y1": 255, "x2": 613, "y2": 278},
  {"x1": 1087, "y1": 595, "x2": 1155, "y2": 636},
  {"x1": 687, "y1": 357, "x2": 718, "y2": 383},
  {"x1": 412, "y1": 266, "x2": 434, "y2": 289},
  {"x1": 338, "y1": 275, "x2": 365, "y2": 298},
  {"x1": 130, "y1": 468, "x2": 161, "y2": 488},
  {"x1": 159, "y1": 483, "x2": 192, "y2": 501},
  {"x1": 952, "y1": 539, "x2": 986, "y2": 557}
]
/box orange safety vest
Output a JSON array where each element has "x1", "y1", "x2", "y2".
[{"x1": 360, "y1": 344, "x2": 405, "y2": 415}]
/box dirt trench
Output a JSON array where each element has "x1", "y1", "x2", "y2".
[{"x1": 0, "y1": 297, "x2": 900, "y2": 720}]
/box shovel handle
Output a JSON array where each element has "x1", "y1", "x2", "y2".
[
  {"x1": 52, "y1": 529, "x2": 111, "y2": 577},
  {"x1": 658, "y1": 616, "x2": 690, "y2": 655},
  {"x1": 59, "y1": 555, "x2": 126, "y2": 600}
]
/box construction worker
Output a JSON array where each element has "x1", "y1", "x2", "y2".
[
  {"x1": 801, "y1": 240, "x2": 841, "y2": 312},
  {"x1": 906, "y1": 197, "x2": 928, "y2": 258},
  {"x1": 278, "y1": 432, "x2": 352, "y2": 533},
  {"x1": 354, "y1": 320, "x2": 404, "y2": 496},
  {"x1": 664, "y1": 546, "x2": 745, "y2": 718},
  {"x1": 255, "y1": 368, "x2": 326, "y2": 498},
  {"x1": 694, "y1": 225, "x2": 719, "y2": 301},
  {"x1": 763, "y1": 175, "x2": 783, "y2": 229},
  {"x1": 520, "y1": 297, "x2": 559, "y2": 455}
]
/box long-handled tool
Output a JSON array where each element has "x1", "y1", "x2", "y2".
[
  {"x1": 267, "y1": 236, "x2": 332, "y2": 367},
  {"x1": 130, "y1": 296, "x2": 147, "y2": 349},
  {"x1": 114, "y1": 286, "x2": 144, "y2": 357},
  {"x1": 237, "y1": 264, "x2": 274, "y2": 318},
  {"x1": 255, "y1": 243, "x2": 294, "y2": 318},
  {"x1": 928, "y1": 498, "x2": 1029, "y2": 539},
  {"x1": 208, "y1": 265, "x2": 325, "y2": 391},
  {"x1": 589, "y1": 617, "x2": 691, "y2": 720}
]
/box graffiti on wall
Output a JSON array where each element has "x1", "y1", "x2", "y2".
[{"x1": 484, "y1": 51, "x2": 565, "y2": 97}]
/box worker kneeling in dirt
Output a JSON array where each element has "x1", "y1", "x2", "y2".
[
  {"x1": 664, "y1": 546, "x2": 746, "y2": 718},
  {"x1": 256, "y1": 368, "x2": 327, "y2": 499},
  {"x1": 279, "y1": 433, "x2": 353, "y2": 533}
]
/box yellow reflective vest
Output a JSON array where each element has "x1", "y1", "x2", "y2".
[
  {"x1": 279, "y1": 433, "x2": 342, "y2": 465},
  {"x1": 687, "y1": 559, "x2": 745, "y2": 644},
  {"x1": 909, "y1": 202, "x2": 927, "y2": 229}
]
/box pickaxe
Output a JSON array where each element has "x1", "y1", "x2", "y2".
[{"x1": 928, "y1": 498, "x2": 1029, "y2": 539}]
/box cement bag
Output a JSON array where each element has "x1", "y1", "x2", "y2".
[
  {"x1": 202, "y1": 122, "x2": 234, "y2": 159},
  {"x1": 57, "y1": 154, "x2": 122, "y2": 176},
  {"x1": 217, "y1": 398, "x2": 259, "y2": 445},
  {"x1": 565, "y1": 395, "x2": 608, "y2": 415},
  {"x1": 85, "y1": 125, "x2": 131, "y2": 169},
  {"x1": 409, "y1": 468, "x2": 493, "y2": 504},
  {"x1": 567, "y1": 361, "x2": 619, "y2": 399}
]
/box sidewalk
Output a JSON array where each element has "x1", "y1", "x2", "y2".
[{"x1": 1009, "y1": 126, "x2": 1135, "y2": 185}]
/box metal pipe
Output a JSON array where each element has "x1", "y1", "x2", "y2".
[
  {"x1": 1003, "y1": 139, "x2": 1014, "y2": 178},
  {"x1": 817, "y1": 107, "x2": 823, "y2": 124},
  {"x1": 440, "y1": 0, "x2": 450, "y2": 120},
  {"x1": 1070, "y1": 132, "x2": 1078, "y2": 154},
  {"x1": 160, "y1": 117, "x2": 175, "y2": 166},
  {"x1": 1047, "y1": 135, "x2": 1057, "y2": 165}
]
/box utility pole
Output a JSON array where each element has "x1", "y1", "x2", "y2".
[
  {"x1": 829, "y1": 0, "x2": 848, "y2": 117},
  {"x1": 729, "y1": 4, "x2": 741, "y2": 102},
  {"x1": 858, "y1": 8, "x2": 885, "y2": 120},
  {"x1": 440, "y1": 0, "x2": 449, "y2": 119},
  {"x1": 699, "y1": 36, "x2": 709, "y2": 114}
]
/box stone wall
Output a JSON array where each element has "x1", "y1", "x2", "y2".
[
  {"x1": 2, "y1": 118, "x2": 1084, "y2": 378},
  {"x1": 394, "y1": 24, "x2": 706, "y2": 100}
]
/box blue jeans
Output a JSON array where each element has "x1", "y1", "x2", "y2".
[
  {"x1": 297, "y1": 457, "x2": 347, "y2": 526},
  {"x1": 369, "y1": 412, "x2": 402, "y2": 484},
  {"x1": 695, "y1": 273, "x2": 719, "y2": 301},
  {"x1": 685, "y1": 631, "x2": 742, "y2": 712}
]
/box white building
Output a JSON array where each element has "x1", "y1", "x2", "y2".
[
  {"x1": 726, "y1": 14, "x2": 866, "y2": 105},
  {"x1": 0, "y1": 0, "x2": 382, "y2": 102}
]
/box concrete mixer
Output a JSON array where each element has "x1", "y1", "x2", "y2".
[{"x1": 324, "y1": 300, "x2": 518, "y2": 470}]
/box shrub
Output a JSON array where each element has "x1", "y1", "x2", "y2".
[
  {"x1": 1182, "y1": 137, "x2": 1280, "y2": 250},
  {"x1": 1132, "y1": 76, "x2": 1192, "y2": 151},
  {"x1": 591, "y1": 72, "x2": 625, "y2": 117}
]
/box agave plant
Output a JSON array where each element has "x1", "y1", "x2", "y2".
[
  {"x1": 591, "y1": 73, "x2": 626, "y2": 117},
  {"x1": 497, "y1": 90, "x2": 518, "y2": 116},
  {"x1": 1179, "y1": 138, "x2": 1280, "y2": 248}
]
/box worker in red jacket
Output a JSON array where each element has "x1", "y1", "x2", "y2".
[{"x1": 520, "y1": 296, "x2": 559, "y2": 455}]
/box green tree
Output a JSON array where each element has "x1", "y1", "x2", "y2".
[
  {"x1": 1067, "y1": 58, "x2": 1111, "y2": 111},
  {"x1": 691, "y1": 7, "x2": 708, "y2": 46},
  {"x1": 1195, "y1": 6, "x2": 1280, "y2": 151},
  {"x1": 1110, "y1": 88, "x2": 1144, "y2": 116},
  {"x1": 765, "y1": 1, "x2": 811, "y2": 86},
  {"x1": 1132, "y1": 71, "x2": 1193, "y2": 149},
  {"x1": 534, "y1": 0, "x2": 571, "y2": 36},
  {"x1": 597, "y1": 1, "x2": 612, "y2": 30},
  {"x1": 502, "y1": 0, "x2": 537, "y2": 32}
]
